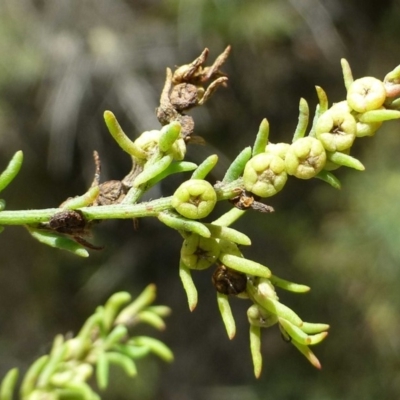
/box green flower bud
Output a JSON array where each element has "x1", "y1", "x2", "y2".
[
  {"x1": 347, "y1": 77, "x2": 386, "y2": 113},
  {"x1": 329, "y1": 100, "x2": 352, "y2": 113},
  {"x1": 169, "y1": 138, "x2": 186, "y2": 161},
  {"x1": 243, "y1": 153, "x2": 287, "y2": 198},
  {"x1": 285, "y1": 137, "x2": 326, "y2": 179},
  {"x1": 247, "y1": 304, "x2": 278, "y2": 328},
  {"x1": 180, "y1": 234, "x2": 220, "y2": 270},
  {"x1": 316, "y1": 109, "x2": 357, "y2": 152},
  {"x1": 172, "y1": 179, "x2": 217, "y2": 219},
  {"x1": 132, "y1": 130, "x2": 161, "y2": 160},
  {"x1": 265, "y1": 142, "x2": 291, "y2": 159}
]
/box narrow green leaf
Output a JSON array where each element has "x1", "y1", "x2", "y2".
[
  {"x1": 20, "y1": 355, "x2": 49, "y2": 397},
  {"x1": 96, "y1": 352, "x2": 109, "y2": 390},
  {"x1": 136, "y1": 310, "x2": 166, "y2": 330},
  {"x1": 0, "y1": 151, "x2": 23, "y2": 194},
  {"x1": 216, "y1": 293, "x2": 236, "y2": 339},
  {"x1": 219, "y1": 253, "x2": 271, "y2": 278},
  {"x1": 212, "y1": 207, "x2": 246, "y2": 227},
  {"x1": 291, "y1": 340, "x2": 322, "y2": 369},
  {"x1": 115, "y1": 284, "x2": 157, "y2": 325},
  {"x1": 191, "y1": 154, "x2": 218, "y2": 180},
  {"x1": 341, "y1": 58, "x2": 354, "y2": 90},
  {"x1": 37, "y1": 344, "x2": 68, "y2": 388},
  {"x1": 270, "y1": 275, "x2": 310, "y2": 293},
  {"x1": 102, "y1": 292, "x2": 132, "y2": 332},
  {"x1": 253, "y1": 118, "x2": 269, "y2": 156},
  {"x1": 103, "y1": 111, "x2": 140, "y2": 156},
  {"x1": 133, "y1": 154, "x2": 173, "y2": 187},
  {"x1": 315, "y1": 86, "x2": 329, "y2": 114},
  {"x1": 0, "y1": 368, "x2": 19, "y2": 400},
  {"x1": 358, "y1": 109, "x2": 400, "y2": 123},
  {"x1": 279, "y1": 317, "x2": 311, "y2": 345},
  {"x1": 27, "y1": 227, "x2": 89, "y2": 257},
  {"x1": 113, "y1": 344, "x2": 150, "y2": 360},
  {"x1": 249, "y1": 325, "x2": 262, "y2": 378},
  {"x1": 105, "y1": 353, "x2": 137, "y2": 377},
  {"x1": 315, "y1": 170, "x2": 342, "y2": 189},
  {"x1": 146, "y1": 305, "x2": 172, "y2": 318},
  {"x1": 179, "y1": 261, "x2": 198, "y2": 311},
  {"x1": 62, "y1": 382, "x2": 98, "y2": 400},
  {"x1": 158, "y1": 121, "x2": 181, "y2": 152},
  {"x1": 102, "y1": 325, "x2": 128, "y2": 350},
  {"x1": 326, "y1": 151, "x2": 365, "y2": 171},
  {"x1": 146, "y1": 161, "x2": 198, "y2": 187},
  {"x1": 158, "y1": 211, "x2": 211, "y2": 238},
  {"x1": 205, "y1": 224, "x2": 251, "y2": 245},
  {"x1": 292, "y1": 98, "x2": 309, "y2": 142},
  {"x1": 130, "y1": 337, "x2": 174, "y2": 362},
  {"x1": 222, "y1": 147, "x2": 252, "y2": 183},
  {"x1": 61, "y1": 186, "x2": 100, "y2": 209},
  {"x1": 301, "y1": 322, "x2": 330, "y2": 334}
]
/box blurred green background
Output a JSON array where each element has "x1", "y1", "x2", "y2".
[{"x1": 1, "y1": 0, "x2": 400, "y2": 399}]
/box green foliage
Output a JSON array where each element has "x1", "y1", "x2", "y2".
[{"x1": 0, "y1": 286, "x2": 172, "y2": 400}]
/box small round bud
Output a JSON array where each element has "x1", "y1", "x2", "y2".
[
  {"x1": 285, "y1": 137, "x2": 326, "y2": 179},
  {"x1": 181, "y1": 234, "x2": 220, "y2": 270},
  {"x1": 243, "y1": 153, "x2": 287, "y2": 198},
  {"x1": 169, "y1": 138, "x2": 186, "y2": 160},
  {"x1": 347, "y1": 77, "x2": 386, "y2": 113},
  {"x1": 315, "y1": 109, "x2": 357, "y2": 152},
  {"x1": 172, "y1": 179, "x2": 217, "y2": 219},
  {"x1": 132, "y1": 130, "x2": 161, "y2": 160},
  {"x1": 247, "y1": 304, "x2": 278, "y2": 328},
  {"x1": 265, "y1": 142, "x2": 291, "y2": 159},
  {"x1": 329, "y1": 100, "x2": 352, "y2": 114}
]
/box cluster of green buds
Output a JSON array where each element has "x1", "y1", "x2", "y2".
[
  {"x1": 0, "y1": 285, "x2": 173, "y2": 400},
  {"x1": 158, "y1": 59, "x2": 400, "y2": 375},
  {"x1": 103, "y1": 111, "x2": 197, "y2": 192},
  {"x1": 1, "y1": 54, "x2": 400, "y2": 382},
  {"x1": 237, "y1": 60, "x2": 400, "y2": 196}
]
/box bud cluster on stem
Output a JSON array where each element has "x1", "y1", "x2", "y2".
[{"x1": 0, "y1": 48, "x2": 400, "y2": 386}]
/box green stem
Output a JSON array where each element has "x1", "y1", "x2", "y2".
[{"x1": 0, "y1": 197, "x2": 174, "y2": 225}]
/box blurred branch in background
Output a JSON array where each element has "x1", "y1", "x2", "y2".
[{"x1": 0, "y1": 0, "x2": 400, "y2": 399}]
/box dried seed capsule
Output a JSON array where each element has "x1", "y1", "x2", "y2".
[{"x1": 212, "y1": 263, "x2": 247, "y2": 295}]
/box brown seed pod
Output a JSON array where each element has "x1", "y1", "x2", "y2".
[{"x1": 212, "y1": 263, "x2": 247, "y2": 295}]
